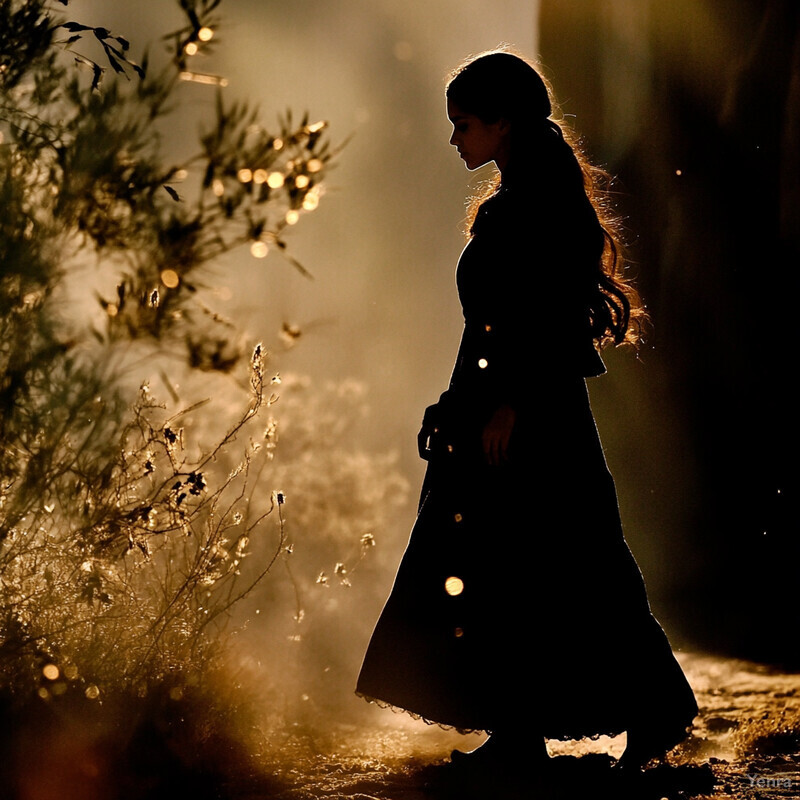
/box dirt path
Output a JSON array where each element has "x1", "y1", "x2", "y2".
[{"x1": 245, "y1": 653, "x2": 800, "y2": 799}]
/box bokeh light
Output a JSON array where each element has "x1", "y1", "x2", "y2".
[
  {"x1": 250, "y1": 240, "x2": 269, "y2": 258},
  {"x1": 160, "y1": 269, "x2": 180, "y2": 288},
  {"x1": 302, "y1": 189, "x2": 320, "y2": 211}
]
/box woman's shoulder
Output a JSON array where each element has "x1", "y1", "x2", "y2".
[
  {"x1": 471, "y1": 179, "x2": 584, "y2": 245},
  {"x1": 472, "y1": 182, "x2": 535, "y2": 228}
]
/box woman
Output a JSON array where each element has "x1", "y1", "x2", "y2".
[{"x1": 356, "y1": 49, "x2": 697, "y2": 771}]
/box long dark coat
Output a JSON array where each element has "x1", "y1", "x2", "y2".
[{"x1": 357, "y1": 142, "x2": 697, "y2": 747}]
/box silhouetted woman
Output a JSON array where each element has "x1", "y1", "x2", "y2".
[{"x1": 357, "y1": 49, "x2": 697, "y2": 771}]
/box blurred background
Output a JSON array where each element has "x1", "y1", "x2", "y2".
[
  {"x1": 73, "y1": 0, "x2": 798, "y2": 695},
  {"x1": 539, "y1": 0, "x2": 799, "y2": 665}
]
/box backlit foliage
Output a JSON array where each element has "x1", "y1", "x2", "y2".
[
  {"x1": 0, "y1": 0, "x2": 349, "y2": 711},
  {"x1": 0, "y1": 346, "x2": 282, "y2": 693},
  {"x1": 1, "y1": 0, "x2": 337, "y2": 373}
]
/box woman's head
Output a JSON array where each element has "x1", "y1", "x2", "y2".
[
  {"x1": 446, "y1": 98, "x2": 511, "y2": 172},
  {"x1": 446, "y1": 50, "x2": 553, "y2": 144}
]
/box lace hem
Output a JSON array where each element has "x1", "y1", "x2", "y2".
[
  {"x1": 355, "y1": 691, "x2": 486, "y2": 735},
  {"x1": 355, "y1": 691, "x2": 695, "y2": 747}
]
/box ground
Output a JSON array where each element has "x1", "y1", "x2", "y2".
[{"x1": 244, "y1": 653, "x2": 800, "y2": 800}]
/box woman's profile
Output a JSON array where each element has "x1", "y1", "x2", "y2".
[{"x1": 356, "y1": 48, "x2": 697, "y2": 772}]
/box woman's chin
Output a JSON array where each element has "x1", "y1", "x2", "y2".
[{"x1": 464, "y1": 157, "x2": 490, "y2": 171}]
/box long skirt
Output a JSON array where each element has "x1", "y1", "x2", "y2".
[{"x1": 356, "y1": 378, "x2": 697, "y2": 745}]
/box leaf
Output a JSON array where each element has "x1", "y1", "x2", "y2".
[
  {"x1": 61, "y1": 22, "x2": 93, "y2": 32},
  {"x1": 91, "y1": 64, "x2": 103, "y2": 92},
  {"x1": 104, "y1": 52, "x2": 125, "y2": 75},
  {"x1": 74, "y1": 55, "x2": 105, "y2": 91},
  {"x1": 102, "y1": 39, "x2": 128, "y2": 61}
]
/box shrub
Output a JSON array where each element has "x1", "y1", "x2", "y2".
[{"x1": 0, "y1": 1, "x2": 400, "y2": 794}]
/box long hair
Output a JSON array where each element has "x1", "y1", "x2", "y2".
[{"x1": 446, "y1": 48, "x2": 647, "y2": 348}]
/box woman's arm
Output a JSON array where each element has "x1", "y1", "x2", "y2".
[{"x1": 481, "y1": 402, "x2": 517, "y2": 465}]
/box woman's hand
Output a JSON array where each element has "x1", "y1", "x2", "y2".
[{"x1": 482, "y1": 404, "x2": 516, "y2": 466}]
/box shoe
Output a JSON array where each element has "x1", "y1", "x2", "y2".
[
  {"x1": 450, "y1": 738, "x2": 499, "y2": 768},
  {"x1": 615, "y1": 731, "x2": 668, "y2": 771},
  {"x1": 450, "y1": 734, "x2": 548, "y2": 771}
]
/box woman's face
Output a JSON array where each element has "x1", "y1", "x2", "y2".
[{"x1": 447, "y1": 99, "x2": 510, "y2": 172}]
